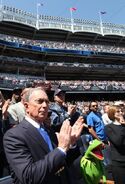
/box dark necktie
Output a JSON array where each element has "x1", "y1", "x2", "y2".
[{"x1": 38, "y1": 127, "x2": 53, "y2": 151}]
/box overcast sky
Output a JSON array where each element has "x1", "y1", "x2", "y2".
[{"x1": 2, "y1": 0, "x2": 125, "y2": 25}]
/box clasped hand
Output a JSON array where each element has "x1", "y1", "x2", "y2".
[{"x1": 58, "y1": 116, "x2": 84, "y2": 152}]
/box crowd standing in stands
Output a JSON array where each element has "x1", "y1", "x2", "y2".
[
  {"x1": 0, "y1": 73, "x2": 125, "y2": 92},
  {"x1": 0, "y1": 86, "x2": 125, "y2": 183},
  {"x1": 1, "y1": 33, "x2": 125, "y2": 54},
  {"x1": 0, "y1": 28, "x2": 125, "y2": 184}
]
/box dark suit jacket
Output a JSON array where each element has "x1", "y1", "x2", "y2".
[{"x1": 3, "y1": 119, "x2": 83, "y2": 184}]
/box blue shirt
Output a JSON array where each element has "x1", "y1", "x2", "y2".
[
  {"x1": 25, "y1": 116, "x2": 66, "y2": 155},
  {"x1": 87, "y1": 111, "x2": 106, "y2": 141}
]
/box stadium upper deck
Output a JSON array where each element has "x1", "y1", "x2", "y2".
[
  {"x1": 1, "y1": 5, "x2": 125, "y2": 46},
  {"x1": 1, "y1": 5, "x2": 125, "y2": 81}
]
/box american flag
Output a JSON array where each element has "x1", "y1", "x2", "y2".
[
  {"x1": 37, "y1": 3, "x2": 43, "y2": 6},
  {"x1": 70, "y1": 7, "x2": 77, "y2": 11},
  {"x1": 100, "y1": 11, "x2": 106, "y2": 14}
]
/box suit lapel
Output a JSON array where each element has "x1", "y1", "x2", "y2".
[{"x1": 22, "y1": 120, "x2": 50, "y2": 153}]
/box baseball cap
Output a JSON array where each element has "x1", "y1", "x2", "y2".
[
  {"x1": 54, "y1": 89, "x2": 65, "y2": 96},
  {"x1": 114, "y1": 101, "x2": 124, "y2": 106},
  {"x1": 13, "y1": 87, "x2": 22, "y2": 93}
]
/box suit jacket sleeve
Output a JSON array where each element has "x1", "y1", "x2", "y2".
[{"x1": 3, "y1": 128, "x2": 67, "y2": 184}]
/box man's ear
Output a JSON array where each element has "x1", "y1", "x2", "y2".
[{"x1": 24, "y1": 102, "x2": 29, "y2": 109}]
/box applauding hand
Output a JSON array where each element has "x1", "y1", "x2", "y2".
[{"x1": 71, "y1": 116, "x2": 84, "y2": 145}]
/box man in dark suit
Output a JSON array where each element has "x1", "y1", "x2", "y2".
[{"x1": 3, "y1": 88, "x2": 84, "y2": 184}]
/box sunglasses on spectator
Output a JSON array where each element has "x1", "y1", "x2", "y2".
[{"x1": 92, "y1": 105, "x2": 98, "y2": 107}]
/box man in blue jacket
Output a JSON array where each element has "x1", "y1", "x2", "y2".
[{"x1": 50, "y1": 89, "x2": 79, "y2": 132}]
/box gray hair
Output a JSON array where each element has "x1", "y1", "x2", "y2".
[{"x1": 24, "y1": 87, "x2": 46, "y2": 102}]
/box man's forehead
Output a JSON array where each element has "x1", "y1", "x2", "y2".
[
  {"x1": 91, "y1": 102, "x2": 98, "y2": 106},
  {"x1": 30, "y1": 90, "x2": 48, "y2": 100}
]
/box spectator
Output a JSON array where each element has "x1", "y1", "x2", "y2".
[
  {"x1": 7, "y1": 88, "x2": 30, "y2": 126},
  {"x1": 10, "y1": 87, "x2": 22, "y2": 105},
  {"x1": 102, "y1": 104, "x2": 112, "y2": 125},
  {"x1": 105, "y1": 105, "x2": 125, "y2": 184},
  {"x1": 3, "y1": 88, "x2": 84, "y2": 184},
  {"x1": 87, "y1": 101, "x2": 107, "y2": 143},
  {"x1": 49, "y1": 89, "x2": 77, "y2": 132}
]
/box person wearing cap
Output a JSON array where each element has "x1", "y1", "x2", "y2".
[
  {"x1": 114, "y1": 101, "x2": 124, "y2": 106},
  {"x1": 49, "y1": 89, "x2": 78, "y2": 132},
  {"x1": 10, "y1": 87, "x2": 22, "y2": 105},
  {"x1": 7, "y1": 88, "x2": 30, "y2": 126}
]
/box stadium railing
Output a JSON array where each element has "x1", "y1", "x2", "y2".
[
  {"x1": 1, "y1": 5, "x2": 125, "y2": 36},
  {"x1": 1, "y1": 39, "x2": 125, "y2": 58}
]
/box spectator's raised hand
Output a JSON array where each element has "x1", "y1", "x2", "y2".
[
  {"x1": 71, "y1": 116, "x2": 84, "y2": 145},
  {"x1": 67, "y1": 104, "x2": 77, "y2": 116}
]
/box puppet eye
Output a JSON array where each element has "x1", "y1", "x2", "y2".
[{"x1": 89, "y1": 140, "x2": 94, "y2": 145}]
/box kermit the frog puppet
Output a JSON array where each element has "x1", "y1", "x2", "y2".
[{"x1": 80, "y1": 139, "x2": 106, "y2": 184}]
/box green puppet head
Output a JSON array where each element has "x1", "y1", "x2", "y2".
[
  {"x1": 85, "y1": 139, "x2": 104, "y2": 160},
  {"x1": 80, "y1": 139, "x2": 106, "y2": 184}
]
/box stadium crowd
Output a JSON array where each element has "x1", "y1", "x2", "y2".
[
  {"x1": 0, "y1": 73, "x2": 125, "y2": 91},
  {"x1": 1, "y1": 7, "x2": 125, "y2": 184},
  {"x1": 0, "y1": 86, "x2": 125, "y2": 183},
  {"x1": 1, "y1": 33, "x2": 125, "y2": 54}
]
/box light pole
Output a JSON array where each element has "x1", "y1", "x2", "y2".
[
  {"x1": 99, "y1": 11, "x2": 106, "y2": 36},
  {"x1": 70, "y1": 7, "x2": 77, "y2": 33},
  {"x1": 36, "y1": 3, "x2": 39, "y2": 30},
  {"x1": 36, "y1": 3, "x2": 43, "y2": 30}
]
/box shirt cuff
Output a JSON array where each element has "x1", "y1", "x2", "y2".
[
  {"x1": 57, "y1": 147, "x2": 67, "y2": 155},
  {"x1": 69, "y1": 144, "x2": 77, "y2": 149}
]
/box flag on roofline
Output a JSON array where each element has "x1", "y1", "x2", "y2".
[
  {"x1": 70, "y1": 7, "x2": 77, "y2": 11},
  {"x1": 37, "y1": 3, "x2": 43, "y2": 6},
  {"x1": 100, "y1": 11, "x2": 106, "y2": 14}
]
